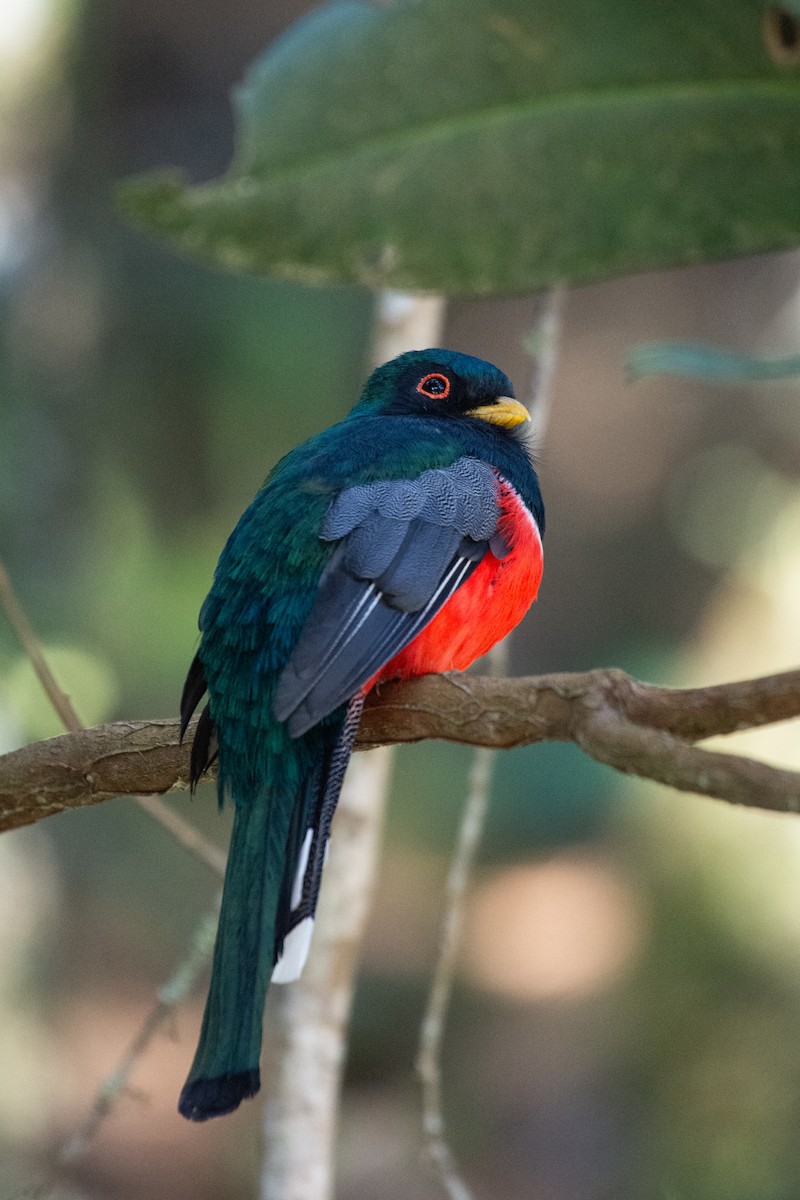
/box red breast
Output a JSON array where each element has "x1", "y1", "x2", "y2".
[{"x1": 374, "y1": 475, "x2": 543, "y2": 682}]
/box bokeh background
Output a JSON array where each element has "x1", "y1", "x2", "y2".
[{"x1": 2, "y1": 2, "x2": 800, "y2": 1198}]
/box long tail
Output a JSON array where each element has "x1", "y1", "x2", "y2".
[
  {"x1": 177, "y1": 680, "x2": 364, "y2": 1122},
  {"x1": 178, "y1": 787, "x2": 287, "y2": 1121}
]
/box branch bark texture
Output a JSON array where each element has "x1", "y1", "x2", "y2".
[{"x1": 2, "y1": 666, "x2": 800, "y2": 836}]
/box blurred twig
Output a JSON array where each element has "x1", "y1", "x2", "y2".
[
  {"x1": 522, "y1": 284, "x2": 567, "y2": 431},
  {"x1": 0, "y1": 556, "x2": 225, "y2": 877},
  {"x1": 133, "y1": 793, "x2": 226, "y2": 876},
  {"x1": 59, "y1": 908, "x2": 219, "y2": 1164},
  {"x1": 0, "y1": 559, "x2": 225, "y2": 1161},
  {"x1": 417, "y1": 288, "x2": 566, "y2": 1199},
  {"x1": 0, "y1": 560, "x2": 83, "y2": 733},
  {"x1": 262, "y1": 749, "x2": 394, "y2": 1200},
  {"x1": 0, "y1": 557, "x2": 225, "y2": 1164},
  {"x1": 416, "y1": 651, "x2": 505, "y2": 1200}
]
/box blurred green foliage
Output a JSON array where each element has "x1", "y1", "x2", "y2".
[{"x1": 123, "y1": 0, "x2": 800, "y2": 293}]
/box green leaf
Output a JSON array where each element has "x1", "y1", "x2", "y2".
[
  {"x1": 120, "y1": 0, "x2": 800, "y2": 295},
  {"x1": 626, "y1": 342, "x2": 800, "y2": 382}
]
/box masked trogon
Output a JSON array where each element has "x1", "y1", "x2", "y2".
[{"x1": 178, "y1": 348, "x2": 544, "y2": 1120}]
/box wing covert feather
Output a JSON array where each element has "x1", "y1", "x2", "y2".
[{"x1": 274, "y1": 458, "x2": 501, "y2": 736}]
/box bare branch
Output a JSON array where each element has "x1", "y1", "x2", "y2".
[
  {"x1": 2, "y1": 666, "x2": 799, "y2": 836},
  {"x1": 577, "y1": 710, "x2": 800, "y2": 812},
  {"x1": 417, "y1": 738, "x2": 497, "y2": 1200},
  {"x1": 416, "y1": 639, "x2": 512, "y2": 1200},
  {"x1": 359, "y1": 666, "x2": 800, "y2": 750},
  {"x1": 0, "y1": 709, "x2": 225, "y2": 872},
  {"x1": 0, "y1": 558, "x2": 228, "y2": 1174},
  {"x1": 133, "y1": 793, "x2": 227, "y2": 876},
  {"x1": 0, "y1": 557, "x2": 226, "y2": 876}
]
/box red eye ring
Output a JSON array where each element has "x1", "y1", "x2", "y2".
[{"x1": 416, "y1": 372, "x2": 451, "y2": 399}]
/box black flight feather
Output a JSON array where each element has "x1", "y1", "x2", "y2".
[
  {"x1": 180, "y1": 652, "x2": 207, "y2": 741},
  {"x1": 190, "y1": 703, "x2": 218, "y2": 791}
]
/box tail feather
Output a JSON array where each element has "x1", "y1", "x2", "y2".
[
  {"x1": 178, "y1": 697, "x2": 365, "y2": 1122},
  {"x1": 271, "y1": 694, "x2": 365, "y2": 983},
  {"x1": 179, "y1": 790, "x2": 288, "y2": 1121},
  {"x1": 179, "y1": 1068, "x2": 260, "y2": 1122}
]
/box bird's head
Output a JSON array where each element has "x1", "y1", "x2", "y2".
[{"x1": 351, "y1": 349, "x2": 530, "y2": 432}]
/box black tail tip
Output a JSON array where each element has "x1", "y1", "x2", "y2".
[{"x1": 178, "y1": 1068, "x2": 261, "y2": 1122}]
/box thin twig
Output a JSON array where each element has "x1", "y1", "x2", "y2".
[
  {"x1": 134, "y1": 794, "x2": 227, "y2": 876},
  {"x1": 0, "y1": 558, "x2": 226, "y2": 1163},
  {"x1": 416, "y1": 645, "x2": 507, "y2": 1200},
  {"x1": 59, "y1": 907, "x2": 219, "y2": 1164},
  {"x1": 0, "y1": 555, "x2": 225, "y2": 877},
  {"x1": 0, "y1": 560, "x2": 83, "y2": 732},
  {"x1": 417, "y1": 288, "x2": 567, "y2": 1199},
  {"x1": 262, "y1": 749, "x2": 395, "y2": 1200},
  {"x1": 524, "y1": 284, "x2": 567, "y2": 430}
]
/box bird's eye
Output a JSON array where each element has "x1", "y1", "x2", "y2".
[{"x1": 416, "y1": 373, "x2": 451, "y2": 399}]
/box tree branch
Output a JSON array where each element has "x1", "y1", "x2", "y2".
[
  {"x1": 2, "y1": 666, "x2": 799, "y2": 836},
  {"x1": 0, "y1": 556, "x2": 226, "y2": 876}
]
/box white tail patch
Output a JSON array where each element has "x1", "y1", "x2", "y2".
[
  {"x1": 290, "y1": 828, "x2": 313, "y2": 909},
  {"x1": 271, "y1": 828, "x2": 316, "y2": 984},
  {"x1": 271, "y1": 917, "x2": 314, "y2": 983}
]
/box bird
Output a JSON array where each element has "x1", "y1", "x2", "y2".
[{"x1": 177, "y1": 348, "x2": 544, "y2": 1121}]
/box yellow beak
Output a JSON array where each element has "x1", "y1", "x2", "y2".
[{"x1": 465, "y1": 397, "x2": 531, "y2": 429}]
